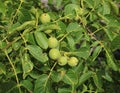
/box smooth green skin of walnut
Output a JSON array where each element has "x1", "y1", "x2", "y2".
[
  {"x1": 48, "y1": 37, "x2": 58, "y2": 48},
  {"x1": 40, "y1": 13, "x2": 50, "y2": 24},
  {"x1": 58, "y1": 56, "x2": 68, "y2": 66},
  {"x1": 49, "y1": 49, "x2": 61, "y2": 60},
  {"x1": 68, "y1": 57, "x2": 78, "y2": 67}
]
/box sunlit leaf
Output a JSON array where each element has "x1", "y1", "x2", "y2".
[{"x1": 27, "y1": 45, "x2": 48, "y2": 63}]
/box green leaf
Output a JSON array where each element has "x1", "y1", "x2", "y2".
[
  {"x1": 103, "y1": 28, "x2": 114, "y2": 41},
  {"x1": 66, "y1": 22, "x2": 82, "y2": 32},
  {"x1": 73, "y1": 61, "x2": 84, "y2": 73},
  {"x1": 105, "y1": 47, "x2": 118, "y2": 71},
  {"x1": 20, "y1": 80, "x2": 33, "y2": 92},
  {"x1": 0, "y1": 80, "x2": 17, "y2": 93},
  {"x1": 84, "y1": 0, "x2": 94, "y2": 8},
  {"x1": 8, "y1": 20, "x2": 35, "y2": 35},
  {"x1": 24, "y1": 32, "x2": 36, "y2": 44},
  {"x1": 103, "y1": 1, "x2": 110, "y2": 15},
  {"x1": 62, "y1": 69, "x2": 78, "y2": 85},
  {"x1": 0, "y1": 63, "x2": 6, "y2": 75},
  {"x1": 102, "y1": 72, "x2": 113, "y2": 82},
  {"x1": 111, "y1": 34, "x2": 120, "y2": 49},
  {"x1": 18, "y1": 8, "x2": 32, "y2": 23},
  {"x1": 58, "y1": 88, "x2": 72, "y2": 93},
  {"x1": 51, "y1": 71, "x2": 62, "y2": 82},
  {"x1": 92, "y1": 46, "x2": 102, "y2": 61},
  {"x1": 79, "y1": 71, "x2": 93, "y2": 85},
  {"x1": 27, "y1": 45, "x2": 48, "y2": 63},
  {"x1": 34, "y1": 74, "x2": 54, "y2": 93},
  {"x1": 36, "y1": 24, "x2": 61, "y2": 31},
  {"x1": 73, "y1": 47, "x2": 90, "y2": 59},
  {"x1": 0, "y1": 0, "x2": 6, "y2": 15},
  {"x1": 34, "y1": 31, "x2": 48, "y2": 49},
  {"x1": 21, "y1": 53, "x2": 34, "y2": 78},
  {"x1": 109, "y1": 1, "x2": 119, "y2": 15},
  {"x1": 92, "y1": 73, "x2": 103, "y2": 92},
  {"x1": 66, "y1": 35, "x2": 75, "y2": 50},
  {"x1": 55, "y1": 0, "x2": 63, "y2": 10},
  {"x1": 64, "y1": 4, "x2": 80, "y2": 18}
]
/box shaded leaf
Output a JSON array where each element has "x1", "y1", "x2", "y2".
[
  {"x1": 34, "y1": 74, "x2": 54, "y2": 93},
  {"x1": 58, "y1": 87, "x2": 72, "y2": 93},
  {"x1": 62, "y1": 69, "x2": 78, "y2": 85},
  {"x1": 20, "y1": 80, "x2": 33, "y2": 92},
  {"x1": 0, "y1": 62, "x2": 6, "y2": 75},
  {"x1": 111, "y1": 34, "x2": 120, "y2": 49},
  {"x1": 79, "y1": 71, "x2": 93, "y2": 85}
]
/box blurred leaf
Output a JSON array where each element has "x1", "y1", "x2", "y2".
[
  {"x1": 24, "y1": 32, "x2": 36, "y2": 44},
  {"x1": 27, "y1": 45, "x2": 48, "y2": 63},
  {"x1": 66, "y1": 22, "x2": 82, "y2": 32},
  {"x1": 103, "y1": 1, "x2": 110, "y2": 15},
  {"x1": 18, "y1": 8, "x2": 32, "y2": 23},
  {"x1": 58, "y1": 87, "x2": 72, "y2": 93},
  {"x1": 73, "y1": 61, "x2": 84, "y2": 73},
  {"x1": 105, "y1": 47, "x2": 118, "y2": 71},
  {"x1": 20, "y1": 80, "x2": 33, "y2": 92},
  {"x1": 55, "y1": 0, "x2": 63, "y2": 10},
  {"x1": 103, "y1": 28, "x2": 114, "y2": 41},
  {"x1": 92, "y1": 46, "x2": 102, "y2": 61},
  {"x1": 64, "y1": 4, "x2": 79, "y2": 18},
  {"x1": 109, "y1": 1, "x2": 119, "y2": 15},
  {"x1": 57, "y1": 21, "x2": 66, "y2": 34},
  {"x1": 34, "y1": 74, "x2": 54, "y2": 93},
  {"x1": 62, "y1": 69, "x2": 78, "y2": 85},
  {"x1": 66, "y1": 35, "x2": 75, "y2": 50},
  {"x1": 79, "y1": 71, "x2": 93, "y2": 85},
  {"x1": 73, "y1": 47, "x2": 90, "y2": 59},
  {"x1": 0, "y1": 63, "x2": 6, "y2": 75},
  {"x1": 102, "y1": 72, "x2": 113, "y2": 82},
  {"x1": 21, "y1": 53, "x2": 34, "y2": 79},
  {"x1": 0, "y1": 0, "x2": 6, "y2": 15},
  {"x1": 0, "y1": 80, "x2": 17, "y2": 93},
  {"x1": 92, "y1": 73, "x2": 103, "y2": 92},
  {"x1": 51, "y1": 71, "x2": 62, "y2": 82},
  {"x1": 34, "y1": 31, "x2": 48, "y2": 49},
  {"x1": 84, "y1": 0, "x2": 94, "y2": 8},
  {"x1": 111, "y1": 34, "x2": 120, "y2": 49},
  {"x1": 8, "y1": 20, "x2": 35, "y2": 35}
]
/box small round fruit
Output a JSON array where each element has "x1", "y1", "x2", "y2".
[
  {"x1": 58, "y1": 56, "x2": 68, "y2": 66},
  {"x1": 68, "y1": 57, "x2": 78, "y2": 67},
  {"x1": 48, "y1": 37, "x2": 58, "y2": 48},
  {"x1": 40, "y1": 13, "x2": 50, "y2": 24},
  {"x1": 49, "y1": 49, "x2": 61, "y2": 60}
]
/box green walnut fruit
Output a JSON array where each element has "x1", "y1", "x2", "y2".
[
  {"x1": 49, "y1": 49, "x2": 61, "y2": 60},
  {"x1": 58, "y1": 56, "x2": 68, "y2": 66},
  {"x1": 48, "y1": 37, "x2": 58, "y2": 48},
  {"x1": 68, "y1": 57, "x2": 78, "y2": 67},
  {"x1": 40, "y1": 13, "x2": 50, "y2": 24}
]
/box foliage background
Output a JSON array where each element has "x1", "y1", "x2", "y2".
[{"x1": 0, "y1": 0, "x2": 120, "y2": 93}]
